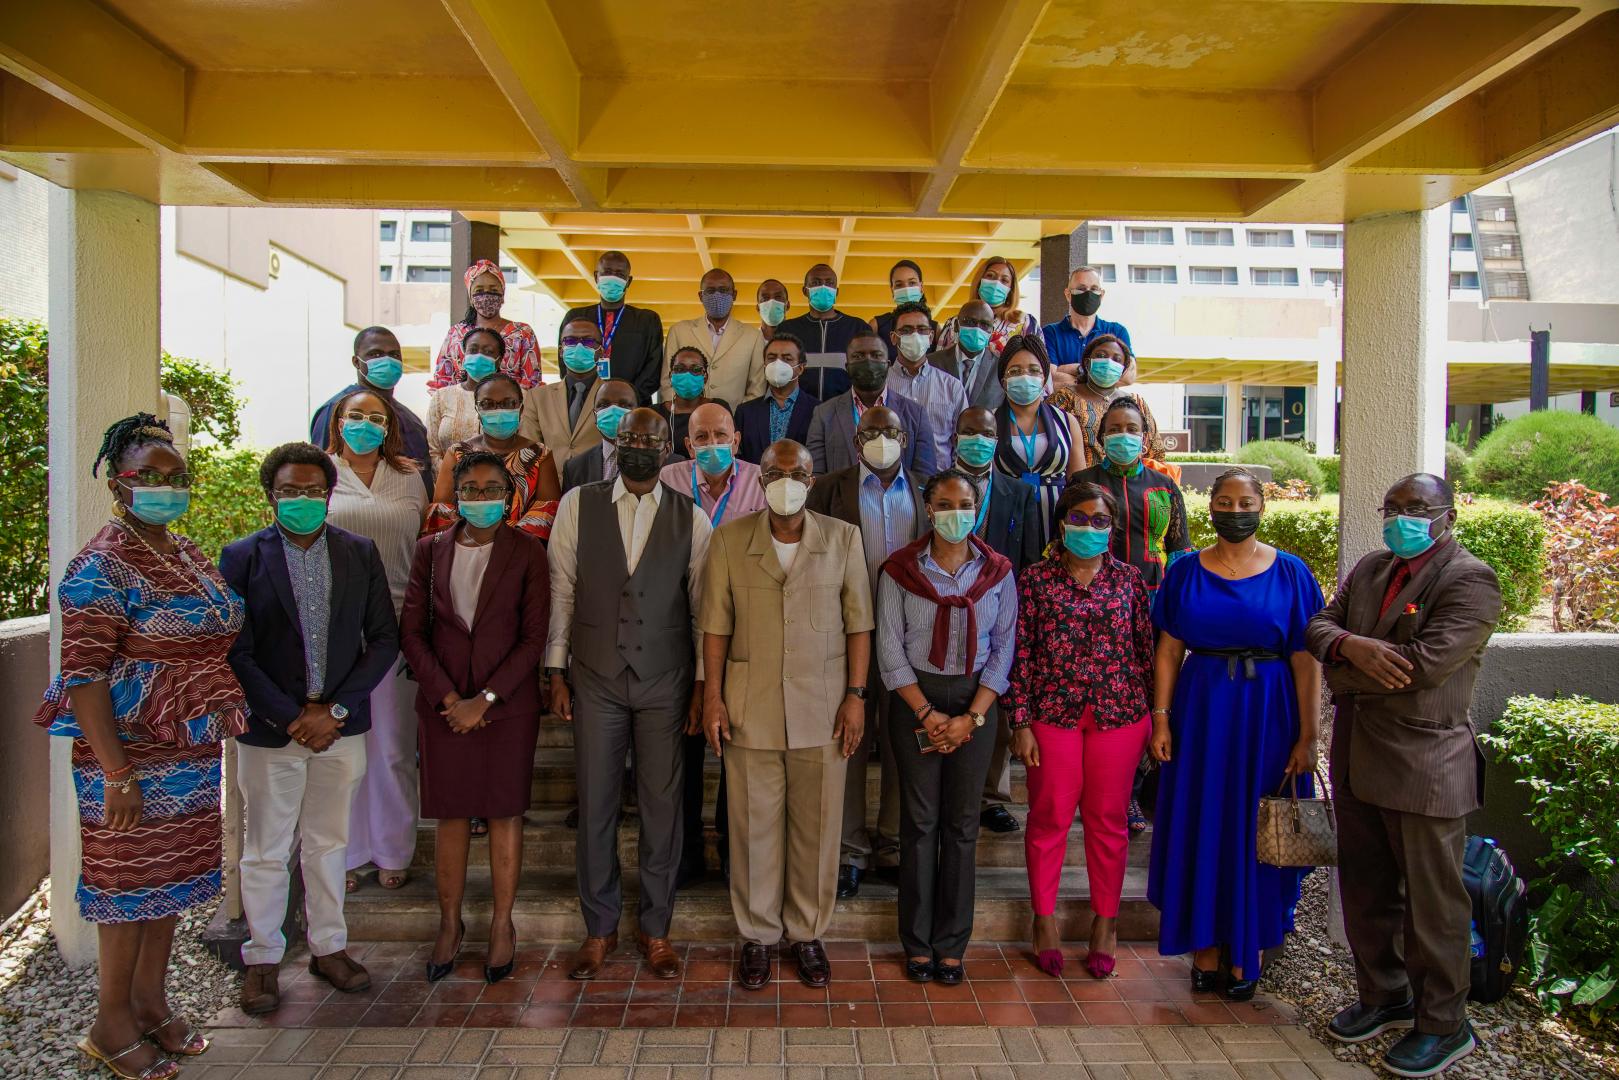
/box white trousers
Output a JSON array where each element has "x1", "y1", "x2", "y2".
[
  {"x1": 238, "y1": 734, "x2": 367, "y2": 966},
  {"x1": 346, "y1": 666, "x2": 420, "y2": 872}
]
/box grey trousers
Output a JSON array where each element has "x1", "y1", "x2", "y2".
[
  {"x1": 572, "y1": 661, "x2": 689, "y2": 939},
  {"x1": 840, "y1": 668, "x2": 901, "y2": 870},
  {"x1": 980, "y1": 708, "x2": 1014, "y2": 809}
]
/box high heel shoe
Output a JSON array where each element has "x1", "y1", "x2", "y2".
[
  {"x1": 426, "y1": 918, "x2": 466, "y2": 983},
  {"x1": 1190, "y1": 966, "x2": 1221, "y2": 993},
  {"x1": 1035, "y1": 949, "x2": 1064, "y2": 977},
  {"x1": 1084, "y1": 951, "x2": 1115, "y2": 979},
  {"x1": 1224, "y1": 968, "x2": 1261, "y2": 1002},
  {"x1": 485, "y1": 918, "x2": 517, "y2": 984}
]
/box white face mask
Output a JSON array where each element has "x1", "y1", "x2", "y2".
[
  {"x1": 897, "y1": 332, "x2": 932, "y2": 362},
  {"x1": 765, "y1": 359, "x2": 796, "y2": 388},
  {"x1": 765, "y1": 477, "x2": 808, "y2": 516},
  {"x1": 860, "y1": 435, "x2": 901, "y2": 471}
]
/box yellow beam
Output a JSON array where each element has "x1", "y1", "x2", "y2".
[
  {"x1": 0, "y1": 71, "x2": 141, "y2": 152},
  {"x1": 597, "y1": 168, "x2": 920, "y2": 215},
  {"x1": 687, "y1": 214, "x2": 712, "y2": 272},
  {"x1": 206, "y1": 163, "x2": 575, "y2": 209},
  {"x1": 941, "y1": 175, "x2": 1298, "y2": 219}
]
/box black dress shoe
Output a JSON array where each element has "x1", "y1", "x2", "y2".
[
  {"x1": 980, "y1": 805, "x2": 1019, "y2": 833},
  {"x1": 1223, "y1": 969, "x2": 1260, "y2": 1002},
  {"x1": 1328, "y1": 998, "x2": 1417, "y2": 1044},
  {"x1": 426, "y1": 919, "x2": 466, "y2": 983},
  {"x1": 904, "y1": 958, "x2": 934, "y2": 983},
  {"x1": 737, "y1": 941, "x2": 770, "y2": 991},
  {"x1": 792, "y1": 939, "x2": 831, "y2": 988},
  {"x1": 933, "y1": 961, "x2": 965, "y2": 986},
  {"x1": 836, "y1": 865, "x2": 861, "y2": 899},
  {"x1": 1383, "y1": 1021, "x2": 1476, "y2": 1079},
  {"x1": 1190, "y1": 966, "x2": 1220, "y2": 993}
]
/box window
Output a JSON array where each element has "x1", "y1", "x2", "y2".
[
  {"x1": 379, "y1": 220, "x2": 397, "y2": 243},
  {"x1": 405, "y1": 265, "x2": 452, "y2": 283},
  {"x1": 1087, "y1": 225, "x2": 1113, "y2": 244},
  {"x1": 1450, "y1": 271, "x2": 1480, "y2": 290},
  {"x1": 1450, "y1": 233, "x2": 1474, "y2": 251},
  {"x1": 1250, "y1": 267, "x2": 1300, "y2": 286},
  {"x1": 1306, "y1": 230, "x2": 1343, "y2": 249},
  {"x1": 1247, "y1": 229, "x2": 1295, "y2": 248},
  {"x1": 1128, "y1": 265, "x2": 1177, "y2": 284},
  {"x1": 1189, "y1": 266, "x2": 1238, "y2": 285},
  {"x1": 379, "y1": 265, "x2": 393, "y2": 282},
  {"x1": 1312, "y1": 269, "x2": 1342, "y2": 288},
  {"x1": 1186, "y1": 228, "x2": 1234, "y2": 247},
  {"x1": 410, "y1": 221, "x2": 452, "y2": 243},
  {"x1": 1451, "y1": 196, "x2": 1469, "y2": 211},
  {"x1": 1095, "y1": 264, "x2": 1117, "y2": 283},
  {"x1": 1127, "y1": 226, "x2": 1174, "y2": 245},
  {"x1": 501, "y1": 266, "x2": 518, "y2": 280},
  {"x1": 1185, "y1": 392, "x2": 1226, "y2": 453}
]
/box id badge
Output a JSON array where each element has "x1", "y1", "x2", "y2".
[{"x1": 1018, "y1": 471, "x2": 1041, "y2": 489}]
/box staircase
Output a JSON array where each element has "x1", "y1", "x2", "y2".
[{"x1": 343, "y1": 712, "x2": 1161, "y2": 944}]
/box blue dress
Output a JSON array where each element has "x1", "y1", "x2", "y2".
[{"x1": 1147, "y1": 549, "x2": 1323, "y2": 976}]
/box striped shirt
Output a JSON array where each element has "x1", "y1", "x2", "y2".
[
  {"x1": 876, "y1": 546, "x2": 1019, "y2": 694},
  {"x1": 279, "y1": 529, "x2": 332, "y2": 698},
  {"x1": 327, "y1": 454, "x2": 427, "y2": 613}
]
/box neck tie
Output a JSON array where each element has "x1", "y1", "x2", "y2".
[
  {"x1": 1379, "y1": 562, "x2": 1412, "y2": 619},
  {"x1": 568, "y1": 380, "x2": 584, "y2": 428}
]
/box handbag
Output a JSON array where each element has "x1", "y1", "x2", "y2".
[{"x1": 1256, "y1": 767, "x2": 1338, "y2": 868}]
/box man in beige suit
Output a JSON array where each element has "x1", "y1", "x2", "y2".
[
  {"x1": 1307, "y1": 473, "x2": 1500, "y2": 1080},
  {"x1": 701, "y1": 439, "x2": 873, "y2": 992},
  {"x1": 663, "y1": 269, "x2": 767, "y2": 407},
  {"x1": 519, "y1": 315, "x2": 606, "y2": 475}
]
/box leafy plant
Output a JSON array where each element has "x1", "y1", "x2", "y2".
[
  {"x1": 1447, "y1": 419, "x2": 1474, "y2": 447},
  {"x1": 1532, "y1": 481, "x2": 1619, "y2": 632},
  {"x1": 1261, "y1": 479, "x2": 1316, "y2": 502},
  {"x1": 182, "y1": 445, "x2": 271, "y2": 560},
  {"x1": 1233, "y1": 439, "x2": 1325, "y2": 496},
  {"x1": 1317, "y1": 455, "x2": 1340, "y2": 495},
  {"x1": 160, "y1": 351, "x2": 245, "y2": 446},
  {"x1": 0, "y1": 315, "x2": 49, "y2": 621},
  {"x1": 1471, "y1": 411, "x2": 1619, "y2": 503},
  {"x1": 1445, "y1": 441, "x2": 1472, "y2": 492}
]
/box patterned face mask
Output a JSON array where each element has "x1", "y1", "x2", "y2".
[{"x1": 471, "y1": 291, "x2": 503, "y2": 319}]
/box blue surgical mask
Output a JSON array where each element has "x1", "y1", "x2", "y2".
[
  {"x1": 1384, "y1": 514, "x2": 1439, "y2": 559},
  {"x1": 463, "y1": 353, "x2": 498, "y2": 382},
  {"x1": 480, "y1": 408, "x2": 521, "y2": 439},
  {"x1": 955, "y1": 433, "x2": 997, "y2": 469},
  {"x1": 807, "y1": 284, "x2": 837, "y2": 312},
  {"x1": 458, "y1": 499, "x2": 506, "y2": 528},
  {"x1": 562, "y1": 343, "x2": 598, "y2": 373},
  {"x1": 276, "y1": 496, "x2": 327, "y2": 536},
  {"x1": 341, "y1": 418, "x2": 387, "y2": 455},
  {"x1": 978, "y1": 278, "x2": 1010, "y2": 306},
  {"x1": 958, "y1": 325, "x2": 991, "y2": 354},
  {"x1": 1104, "y1": 432, "x2": 1143, "y2": 466},
  {"x1": 671, "y1": 372, "x2": 707, "y2": 400},
  {"x1": 127, "y1": 486, "x2": 190, "y2": 526},
  {"x1": 694, "y1": 443, "x2": 735, "y2": 477},
  {"x1": 363, "y1": 356, "x2": 403, "y2": 390},
  {"x1": 596, "y1": 275, "x2": 628, "y2": 303},
  {"x1": 1005, "y1": 374, "x2": 1043, "y2": 406},
  {"x1": 893, "y1": 285, "x2": 923, "y2": 305},
  {"x1": 1063, "y1": 524, "x2": 1112, "y2": 559},
  {"x1": 1088, "y1": 356, "x2": 1125, "y2": 388},
  {"x1": 595, "y1": 404, "x2": 629, "y2": 440},
  {"x1": 758, "y1": 298, "x2": 787, "y2": 326},
  {"x1": 932, "y1": 509, "x2": 976, "y2": 545}
]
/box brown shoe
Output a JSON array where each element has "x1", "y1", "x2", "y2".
[
  {"x1": 569, "y1": 933, "x2": 618, "y2": 980},
  {"x1": 737, "y1": 940, "x2": 771, "y2": 991},
  {"x1": 308, "y1": 950, "x2": 371, "y2": 993},
  {"x1": 638, "y1": 933, "x2": 682, "y2": 979},
  {"x1": 240, "y1": 963, "x2": 280, "y2": 1014}
]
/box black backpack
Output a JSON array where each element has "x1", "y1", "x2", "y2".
[{"x1": 1463, "y1": 835, "x2": 1528, "y2": 1004}]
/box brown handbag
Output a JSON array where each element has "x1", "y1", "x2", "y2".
[{"x1": 1256, "y1": 767, "x2": 1338, "y2": 868}]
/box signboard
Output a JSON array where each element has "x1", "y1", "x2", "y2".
[{"x1": 1158, "y1": 429, "x2": 1192, "y2": 453}]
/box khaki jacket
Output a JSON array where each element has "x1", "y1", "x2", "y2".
[
  {"x1": 519, "y1": 375, "x2": 604, "y2": 476},
  {"x1": 662, "y1": 318, "x2": 767, "y2": 407}
]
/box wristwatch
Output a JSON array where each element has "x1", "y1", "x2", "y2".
[
  {"x1": 845, "y1": 686, "x2": 868, "y2": 700},
  {"x1": 968, "y1": 711, "x2": 987, "y2": 729},
  {"x1": 481, "y1": 689, "x2": 498, "y2": 705},
  {"x1": 328, "y1": 702, "x2": 349, "y2": 721}
]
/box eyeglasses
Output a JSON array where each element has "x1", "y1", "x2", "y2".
[
  {"x1": 959, "y1": 317, "x2": 994, "y2": 330},
  {"x1": 273, "y1": 485, "x2": 329, "y2": 500},
  {"x1": 1070, "y1": 285, "x2": 1106, "y2": 296},
  {"x1": 559, "y1": 335, "x2": 600, "y2": 348},
  {"x1": 457, "y1": 484, "x2": 510, "y2": 501},
  {"x1": 761, "y1": 469, "x2": 811, "y2": 484},
  {"x1": 894, "y1": 325, "x2": 932, "y2": 337},
  {"x1": 856, "y1": 428, "x2": 904, "y2": 443},
  {"x1": 1065, "y1": 511, "x2": 1113, "y2": 529},
  {"x1": 476, "y1": 401, "x2": 521, "y2": 412},
  {"x1": 339, "y1": 410, "x2": 389, "y2": 426},
  {"x1": 699, "y1": 286, "x2": 735, "y2": 297},
  {"x1": 1379, "y1": 504, "x2": 1451, "y2": 519},
  {"x1": 116, "y1": 469, "x2": 192, "y2": 489},
  {"x1": 617, "y1": 432, "x2": 666, "y2": 451}
]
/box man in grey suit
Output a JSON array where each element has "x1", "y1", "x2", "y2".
[
  {"x1": 561, "y1": 379, "x2": 638, "y2": 493},
  {"x1": 1306, "y1": 473, "x2": 1501, "y2": 1079},
  {"x1": 806, "y1": 332, "x2": 937, "y2": 479},
  {"x1": 930, "y1": 300, "x2": 1004, "y2": 412}
]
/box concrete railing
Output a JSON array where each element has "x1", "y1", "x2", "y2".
[{"x1": 0, "y1": 616, "x2": 51, "y2": 918}]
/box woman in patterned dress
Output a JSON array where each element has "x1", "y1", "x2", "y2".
[
  {"x1": 426, "y1": 325, "x2": 505, "y2": 475},
  {"x1": 1049, "y1": 334, "x2": 1170, "y2": 472},
  {"x1": 425, "y1": 372, "x2": 560, "y2": 542},
  {"x1": 426, "y1": 259, "x2": 544, "y2": 391},
  {"x1": 35, "y1": 414, "x2": 248, "y2": 1080},
  {"x1": 990, "y1": 333, "x2": 1086, "y2": 551},
  {"x1": 934, "y1": 255, "x2": 1043, "y2": 356}
]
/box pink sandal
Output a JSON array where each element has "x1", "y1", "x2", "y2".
[{"x1": 1085, "y1": 951, "x2": 1116, "y2": 979}]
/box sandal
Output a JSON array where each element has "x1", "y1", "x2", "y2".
[
  {"x1": 1126, "y1": 798, "x2": 1148, "y2": 834},
  {"x1": 378, "y1": 868, "x2": 409, "y2": 890},
  {"x1": 345, "y1": 872, "x2": 360, "y2": 894},
  {"x1": 144, "y1": 1013, "x2": 209, "y2": 1056},
  {"x1": 470, "y1": 817, "x2": 489, "y2": 838},
  {"x1": 77, "y1": 1036, "x2": 181, "y2": 1080}
]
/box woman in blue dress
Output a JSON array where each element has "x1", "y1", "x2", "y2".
[{"x1": 1147, "y1": 468, "x2": 1322, "y2": 1001}]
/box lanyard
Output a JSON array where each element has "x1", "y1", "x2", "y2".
[
  {"x1": 692, "y1": 464, "x2": 734, "y2": 523},
  {"x1": 974, "y1": 479, "x2": 992, "y2": 534},
  {"x1": 1016, "y1": 428, "x2": 1040, "y2": 471},
  {"x1": 596, "y1": 305, "x2": 621, "y2": 356}
]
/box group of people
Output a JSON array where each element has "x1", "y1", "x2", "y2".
[{"x1": 44, "y1": 251, "x2": 1500, "y2": 1080}]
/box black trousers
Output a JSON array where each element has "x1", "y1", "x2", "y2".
[{"x1": 890, "y1": 670, "x2": 996, "y2": 961}]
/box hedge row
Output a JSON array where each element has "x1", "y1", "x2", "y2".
[{"x1": 1168, "y1": 448, "x2": 1341, "y2": 493}]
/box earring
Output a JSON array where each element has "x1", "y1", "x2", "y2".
[{"x1": 111, "y1": 499, "x2": 128, "y2": 520}]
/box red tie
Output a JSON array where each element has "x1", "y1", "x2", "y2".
[{"x1": 1379, "y1": 562, "x2": 1412, "y2": 620}]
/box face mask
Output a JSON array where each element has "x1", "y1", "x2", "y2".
[
  {"x1": 694, "y1": 443, "x2": 735, "y2": 477},
  {"x1": 1005, "y1": 374, "x2": 1043, "y2": 406},
  {"x1": 765, "y1": 358, "x2": 796, "y2": 388},
  {"x1": 671, "y1": 372, "x2": 707, "y2": 400},
  {"x1": 807, "y1": 284, "x2": 837, "y2": 312},
  {"x1": 127, "y1": 487, "x2": 190, "y2": 526},
  {"x1": 594, "y1": 404, "x2": 629, "y2": 440},
  {"x1": 765, "y1": 477, "x2": 808, "y2": 516},
  {"x1": 978, "y1": 278, "x2": 1010, "y2": 306},
  {"x1": 471, "y1": 291, "x2": 503, "y2": 319},
  {"x1": 758, "y1": 298, "x2": 787, "y2": 326},
  {"x1": 276, "y1": 496, "x2": 328, "y2": 536},
  {"x1": 1063, "y1": 523, "x2": 1112, "y2": 559},
  {"x1": 1384, "y1": 514, "x2": 1439, "y2": 559},
  {"x1": 1088, "y1": 356, "x2": 1125, "y2": 388},
  {"x1": 616, "y1": 446, "x2": 662, "y2": 482},
  {"x1": 701, "y1": 292, "x2": 735, "y2": 320},
  {"x1": 955, "y1": 433, "x2": 996, "y2": 469},
  {"x1": 1211, "y1": 510, "x2": 1262, "y2": 543},
  {"x1": 897, "y1": 332, "x2": 931, "y2": 362},
  {"x1": 596, "y1": 274, "x2": 628, "y2": 303},
  {"x1": 363, "y1": 356, "x2": 403, "y2": 390},
  {"x1": 893, "y1": 285, "x2": 923, "y2": 304},
  {"x1": 562, "y1": 343, "x2": 598, "y2": 373},
  {"x1": 861, "y1": 435, "x2": 901, "y2": 471},
  {"x1": 341, "y1": 418, "x2": 387, "y2": 455},
  {"x1": 1104, "y1": 432, "x2": 1143, "y2": 466},
  {"x1": 458, "y1": 499, "x2": 505, "y2": 529},
  {"x1": 848, "y1": 360, "x2": 888, "y2": 393},
  {"x1": 1070, "y1": 291, "x2": 1103, "y2": 317},
  {"x1": 462, "y1": 353, "x2": 498, "y2": 382},
  {"x1": 932, "y1": 508, "x2": 975, "y2": 544},
  {"x1": 958, "y1": 325, "x2": 990, "y2": 354},
  {"x1": 480, "y1": 408, "x2": 521, "y2": 439}
]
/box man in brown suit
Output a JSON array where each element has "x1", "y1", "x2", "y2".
[
  {"x1": 1306, "y1": 473, "x2": 1500, "y2": 1079},
  {"x1": 701, "y1": 439, "x2": 874, "y2": 992},
  {"x1": 518, "y1": 315, "x2": 606, "y2": 475}
]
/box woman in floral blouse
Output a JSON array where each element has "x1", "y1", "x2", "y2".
[
  {"x1": 425, "y1": 372, "x2": 560, "y2": 542},
  {"x1": 1004, "y1": 481, "x2": 1155, "y2": 981}
]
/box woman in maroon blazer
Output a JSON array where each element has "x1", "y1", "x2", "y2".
[{"x1": 401, "y1": 451, "x2": 549, "y2": 986}]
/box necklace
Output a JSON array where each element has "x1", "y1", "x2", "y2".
[
  {"x1": 1209, "y1": 545, "x2": 1256, "y2": 578},
  {"x1": 113, "y1": 518, "x2": 234, "y2": 625}
]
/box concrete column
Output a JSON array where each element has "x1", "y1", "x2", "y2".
[
  {"x1": 1339, "y1": 208, "x2": 1449, "y2": 577},
  {"x1": 1312, "y1": 356, "x2": 1338, "y2": 455},
  {"x1": 47, "y1": 187, "x2": 161, "y2": 967},
  {"x1": 1223, "y1": 383, "x2": 1244, "y2": 454},
  {"x1": 1038, "y1": 225, "x2": 1086, "y2": 325},
  {"x1": 449, "y1": 212, "x2": 501, "y2": 322}
]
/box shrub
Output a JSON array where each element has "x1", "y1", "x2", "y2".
[
  {"x1": 1165, "y1": 453, "x2": 1233, "y2": 464},
  {"x1": 0, "y1": 315, "x2": 49, "y2": 621},
  {"x1": 1318, "y1": 455, "x2": 1340, "y2": 494},
  {"x1": 1481, "y1": 696, "x2": 1619, "y2": 1024},
  {"x1": 1445, "y1": 441, "x2": 1471, "y2": 492},
  {"x1": 1233, "y1": 440, "x2": 1324, "y2": 495},
  {"x1": 1532, "y1": 482, "x2": 1619, "y2": 632},
  {"x1": 183, "y1": 445, "x2": 272, "y2": 561},
  {"x1": 161, "y1": 351, "x2": 245, "y2": 446},
  {"x1": 1472, "y1": 411, "x2": 1619, "y2": 503}
]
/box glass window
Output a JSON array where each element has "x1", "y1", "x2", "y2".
[
  {"x1": 1096, "y1": 264, "x2": 1117, "y2": 283},
  {"x1": 379, "y1": 265, "x2": 393, "y2": 282},
  {"x1": 501, "y1": 265, "x2": 518, "y2": 279},
  {"x1": 1186, "y1": 228, "x2": 1234, "y2": 246},
  {"x1": 1251, "y1": 267, "x2": 1300, "y2": 286},
  {"x1": 1450, "y1": 271, "x2": 1480, "y2": 290},
  {"x1": 1186, "y1": 393, "x2": 1225, "y2": 453},
  {"x1": 410, "y1": 221, "x2": 453, "y2": 243},
  {"x1": 1450, "y1": 233, "x2": 1474, "y2": 251},
  {"x1": 379, "y1": 220, "x2": 397, "y2": 242},
  {"x1": 1312, "y1": 269, "x2": 1342, "y2": 288},
  {"x1": 1127, "y1": 226, "x2": 1174, "y2": 245},
  {"x1": 405, "y1": 265, "x2": 452, "y2": 283},
  {"x1": 1189, "y1": 266, "x2": 1238, "y2": 285},
  {"x1": 1128, "y1": 265, "x2": 1177, "y2": 284},
  {"x1": 1306, "y1": 230, "x2": 1343, "y2": 249},
  {"x1": 1246, "y1": 229, "x2": 1295, "y2": 248},
  {"x1": 1451, "y1": 196, "x2": 1469, "y2": 211},
  {"x1": 1087, "y1": 225, "x2": 1113, "y2": 244}
]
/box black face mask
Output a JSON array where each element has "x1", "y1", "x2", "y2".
[
  {"x1": 1070, "y1": 291, "x2": 1103, "y2": 317},
  {"x1": 848, "y1": 360, "x2": 889, "y2": 393},
  {"x1": 1210, "y1": 510, "x2": 1262, "y2": 543},
  {"x1": 617, "y1": 446, "x2": 663, "y2": 482}
]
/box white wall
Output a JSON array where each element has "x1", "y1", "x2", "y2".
[{"x1": 0, "y1": 166, "x2": 49, "y2": 322}]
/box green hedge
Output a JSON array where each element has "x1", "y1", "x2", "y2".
[
  {"x1": 183, "y1": 445, "x2": 271, "y2": 561},
  {"x1": 1167, "y1": 451, "x2": 1342, "y2": 494},
  {"x1": 0, "y1": 316, "x2": 48, "y2": 621},
  {"x1": 1234, "y1": 440, "x2": 1325, "y2": 493},
  {"x1": 1317, "y1": 455, "x2": 1340, "y2": 494},
  {"x1": 1472, "y1": 411, "x2": 1619, "y2": 502}
]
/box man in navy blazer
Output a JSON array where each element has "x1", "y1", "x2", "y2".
[
  {"x1": 220, "y1": 442, "x2": 398, "y2": 1016},
  {"x1": 805, "y1": 331, "x2": 937, "y2": 478},
  {"x1": 736, "y1": 332, "x2": 818, "y2": 465}
]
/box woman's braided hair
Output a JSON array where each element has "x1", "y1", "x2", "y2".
[{"x1": 93, "y1": 412, "x2": 175, "y2": 477}]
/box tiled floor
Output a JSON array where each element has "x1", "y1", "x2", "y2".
[{"x1": 208, "y1": 941, "x2": 1297, "y2": 1031}]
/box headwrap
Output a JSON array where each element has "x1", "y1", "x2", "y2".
[{"x1": 464, "y1": 259, "x2": 504, "y2": 294}]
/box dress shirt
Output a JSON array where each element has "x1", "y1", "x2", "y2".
[
  {"x1": 955, "y1": 344, "x2": 987, "y2": 397},
  {"x1": 1041, "y1": 314, "x2": 1134, "y2": 367},
  {"x1": 707, "y1": 318, "x2": 729, "y2": 352},
  {"x1": 601, "y1": 440, "x2": 619, "y2": 483},
  {"x1": 876, "y1": 547, "x2": 1018, "y2": 695},
  {"x1": 545, "y1": 478, "x2": 712, "y2": 671},
  {"x1": 768, "y1": 388, "x2": 801, "y2": 445},
  {"x1": 858, "y1": 465, "x2": 918, "y2": 591},
  {"x1": 279, "y1": 528, "x2": 332, "y2": 698},
  {"x1": 659, "y1": 458, "x2": 768, "y2": 526},
  {"x1": 886, "y1": 362, "x2": 968, "y2": 472}
]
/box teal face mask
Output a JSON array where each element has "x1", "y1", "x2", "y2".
[
  {"x1": 480, "y1": 408, "x2": 520, "y2": 439},
  {"x1": 955, "y1": 433, "x2": 996, "y2": 469},
  {"x1": 276, "y1": 496, "x2": 327, "y2": 536},
  {"x1": 978, "y1": 278, "x2": 1011, "y2": 306},
  {"x1": 931, "y1": 509, "x2": 976, "y2": 545},
  {"x1": 341, "y1": 418, "x2": 387, "y2": 455},
  {"x1": 893, "y1": 285, "x2": 923, "y2": 305},
  {"x1": 1088, "y1": 356, "x2": 1125, "y2": 388},
  {"x1": 1383, "y1": 514, "x2": 1440, "y2": 559},
  {"x1": 1062, "y1": 524, "x2": 1111, "y2": 559},
  {"x1": 1005, "y1": 374, "x2": 1043, "y2": 407},
  {"x1": 807, "y1": 285, "x2": 837, "y2": 312},
  {"x1": 594, "y1": 403, "x2": 629, "y2": 440},
  {"x1": 596, "y1": 275, "x2": 628, "y2": 303},
  {"x1": 363, "y1": 357, "x2": 403, "y2": 390},
  {"x1": 758, "y1": 298, "x2": 787, "y2": 326},
  {"x1": 128, "y1": 487, "x2": 190, "y2": 526},
  {"x1": 958, "y1": 325, "x2": 991, "y2": 354},
  {"x1": 694, "y1": 444, "x2": 734, "y2": 476},
  {"x1": 562, "y1": 344, "x2": 598, "y2": 373},
  {"x1": 458, "y1": 499, "x2": 506, "y2": 528},
  {"x1": 462, "y1": 353, "x2": 498, "y2": 381},
  {"x1": 671, "y1": 372, "x2": 707, "y2": 400},
  {"x1": 1104, "y1": 432, "x2": 1143, "y2": 466}
]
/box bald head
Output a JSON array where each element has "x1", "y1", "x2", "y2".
[
  {"x1": 960, "y1": 299, "x2": 993, "y2": 324},
  {"x1": 687, "y1": 402, "x2": 738, "y2": 460},
  {"x1": 858, "y1": 405, "x2": 900, "y2": 437},
  {"x1": 762, "y1": 440, "x2": 812, "y2": 478},
  {"x1": 956, "y1": 406, "x2": 996, "y2": 437},
  {"x1": 701, "y1": 268, "x2": 735, "y2": 292}
]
